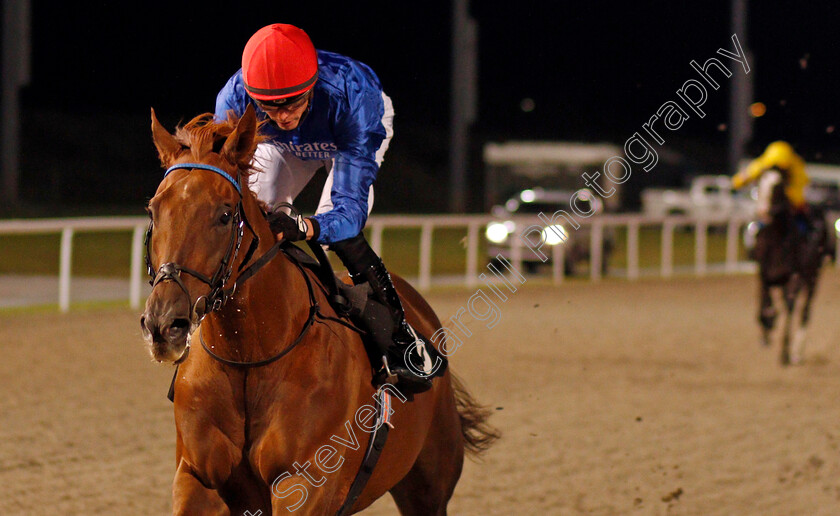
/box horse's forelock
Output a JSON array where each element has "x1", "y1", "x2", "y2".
[
  {"x1": 172, "y1": 112, "x2": 266, "y2": 183},
  {"x1": 173, "y1": 114, "x2": 232, "y2": 162}
]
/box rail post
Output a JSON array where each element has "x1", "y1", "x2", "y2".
[
  {"x1": 419, "y1": 222, "x2": 433, "y2": 291},
  {"x1": 662, "y1": 220, "x2": 674, "y2": 278},
  {"x1": 466, "y1": 221, "x2": 479, "y2": 288},
  {"x1": 590, "y1": 222, "x2": 603, "y2": 282},
  {"x1": 725, "y1": 218, "x2": 740, "y2": 274},
  {"x1": 59, "y1": 227, "x2": 74, "y2": 312},
  {"x1": 130, "y1": 224, "x2": 146, "y2": 310},
  {"x1": 695, "y1": 220, "x2": 708, "y2": 276},
  {"x1": 551, "y1": 239, "x2": 565, "y2": 284},
  {"x1": 627, "y1": 220, "x2": 640, "y2": 280}
]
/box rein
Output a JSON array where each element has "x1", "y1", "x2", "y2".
[
  {"x1": 197, "y1": 247, "x2": 320, "y2": 368},
  {"x1": 198, "y1": 246, "x2": 363, "y2": 368}
]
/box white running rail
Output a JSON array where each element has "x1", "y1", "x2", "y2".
[
  {"x1": 2, "y1": 213, "x2": 835, "y2": 311},
  {"x1": 0, "y1": 217, "x2": 148, "y2": 312}
]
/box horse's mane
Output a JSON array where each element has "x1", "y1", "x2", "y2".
[{"x1": 173, "y1": 111, "x2": 267, "y2": 181}]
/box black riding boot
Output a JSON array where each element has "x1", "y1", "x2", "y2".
[{"x1": 331, "y1": 234, "x2": 446, "y2": 394}]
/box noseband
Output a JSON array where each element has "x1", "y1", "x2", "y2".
[{"x1": 145, "y1": 162, "x2": 275, "y2": 324}]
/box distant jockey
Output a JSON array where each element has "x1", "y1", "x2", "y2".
[{"x1": 732, "y1": 141, "x2": 809, "y2": 221}]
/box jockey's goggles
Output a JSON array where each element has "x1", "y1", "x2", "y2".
[{"x1": 252, "y1": 89, "x2": 312, "y2": 111}]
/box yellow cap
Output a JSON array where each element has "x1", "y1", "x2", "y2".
[{"x1": 762, "y1": 141, "x2": 795, "y2": 169}]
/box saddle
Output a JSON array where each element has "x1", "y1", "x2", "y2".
[
  {"x1": 281, "y1": 242, "x2": 447, "y2": 380},
  {"x1": 281, "y1": 242, "x2": 370, "y2": 320}
]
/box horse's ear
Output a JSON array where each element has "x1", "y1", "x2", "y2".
[
  {"x1": 150, "y1": 108, "x2": 182, "y2": 166},
  {"x1": 221, "y1": 104, "x2": 258, "y2": 167}
]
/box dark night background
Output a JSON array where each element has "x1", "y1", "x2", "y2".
[{"x1": 8, "y1": 1, "x2": 840, "y2": 215}]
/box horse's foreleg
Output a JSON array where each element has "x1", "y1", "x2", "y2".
[
  {"x1": 172, "y1": 459, "x2": 230, "y2": 516},
  {"x1": 791, "y1": 281, "x2": 817, "y2": 365},
  {"x1": 389, "y1": 457, "x2": 456, "y2": 516},
  {"x1": 779, "y1": 278, "x2": 801, "y2": 366},
  {"x1": 758, "y1": 282, "x2": 775, "y2": 347}
]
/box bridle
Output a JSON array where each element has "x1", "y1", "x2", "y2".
[
  {"x1": 147, "y1": 161, "x2": 361, "y2": 370},
  {"x1": 145, "y1": 162, "x2": 279, "y2": 327}
]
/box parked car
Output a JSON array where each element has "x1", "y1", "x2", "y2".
[
  {"x1": 641, "y1": 174, "x2": 755, "y2": 219},
  {"x1": 485, "y1": 188, "x2": 614, "y2": 275}
]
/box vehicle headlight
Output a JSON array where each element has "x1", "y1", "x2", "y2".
[
  {"x1": 520, "y1": 189, "x2": 536, "y2": 203},
  {"x1": 834, "y1": 218, "x2": 840, "y2": 235},
  {"x1": 486, "y1": 222, "x2": 511, "y2": 244},
  {"x1": 541, "y1": 224, "x2": 567, "y2": 245}
]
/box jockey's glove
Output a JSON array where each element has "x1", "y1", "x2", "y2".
[{"x1": 267, "y1": 210, "x2": 318, "y2": 241}]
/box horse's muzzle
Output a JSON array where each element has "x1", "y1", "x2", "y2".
[{"x1": 140, "y1": 308, "x2": 191, "y2": 362}]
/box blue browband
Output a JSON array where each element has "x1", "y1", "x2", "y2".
[{"x1": 163, "y1": 163, "x2": 242, "y2": 195}]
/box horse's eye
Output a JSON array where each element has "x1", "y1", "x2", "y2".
[{"x1": 219, "y1": 212, "x2": 232, "y2": 225}]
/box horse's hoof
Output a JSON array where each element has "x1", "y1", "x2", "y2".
[{"x1": 760, "y1": 332, "x2": 771, "y2": 347}]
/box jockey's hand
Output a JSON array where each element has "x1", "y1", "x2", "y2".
[{"x1": 267, "y1": 210, "x2": 310, "y2": 241}]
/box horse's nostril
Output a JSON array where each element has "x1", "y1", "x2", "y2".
[{"x1": 168, "y1": 318, "x2": 190, "y2": 338}]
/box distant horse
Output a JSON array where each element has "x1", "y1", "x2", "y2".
[
  {"x1": 754, "y1": 170, "x2": 829, "y2": 365},
  {"x1": 140, "y1": 105, "x2": 498, "y2": 515}
]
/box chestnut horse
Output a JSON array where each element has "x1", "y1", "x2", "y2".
[{"x1": 141, "y1": 105, "x2": 498, "y2": 515}]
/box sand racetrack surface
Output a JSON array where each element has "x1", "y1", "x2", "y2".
[{"x1": 3, "y1": 270, "x2": 840, "y2": 515}]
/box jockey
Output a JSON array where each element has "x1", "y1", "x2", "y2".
[
  {"x1": 732, "y1": 141, "x2": 809, "y2": 225},
  {"x1": 215, "y1": 23, "x2": 444, "y2": 394}
]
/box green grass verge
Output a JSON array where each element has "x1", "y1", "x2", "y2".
[
  {"x1": 607, "y1": 225, "x2": 749, "y2": 270},
  {"x1": 0, "y1": 231, "x2": 134, "y2": 277},
  {"x1": 0, "y1": 224, "x2": 744, "y2": 279},
  {"x1": 0, "y1": 299, "x2": 135, "y2": 315}
]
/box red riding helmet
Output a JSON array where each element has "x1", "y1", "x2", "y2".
[{"x1": 241, "y1": 24, "x2": 318, "y2": 102}]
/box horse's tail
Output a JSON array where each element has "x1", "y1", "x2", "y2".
[{"x1": 450, "y1": 372, "x2": 500, "y2": 458}]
